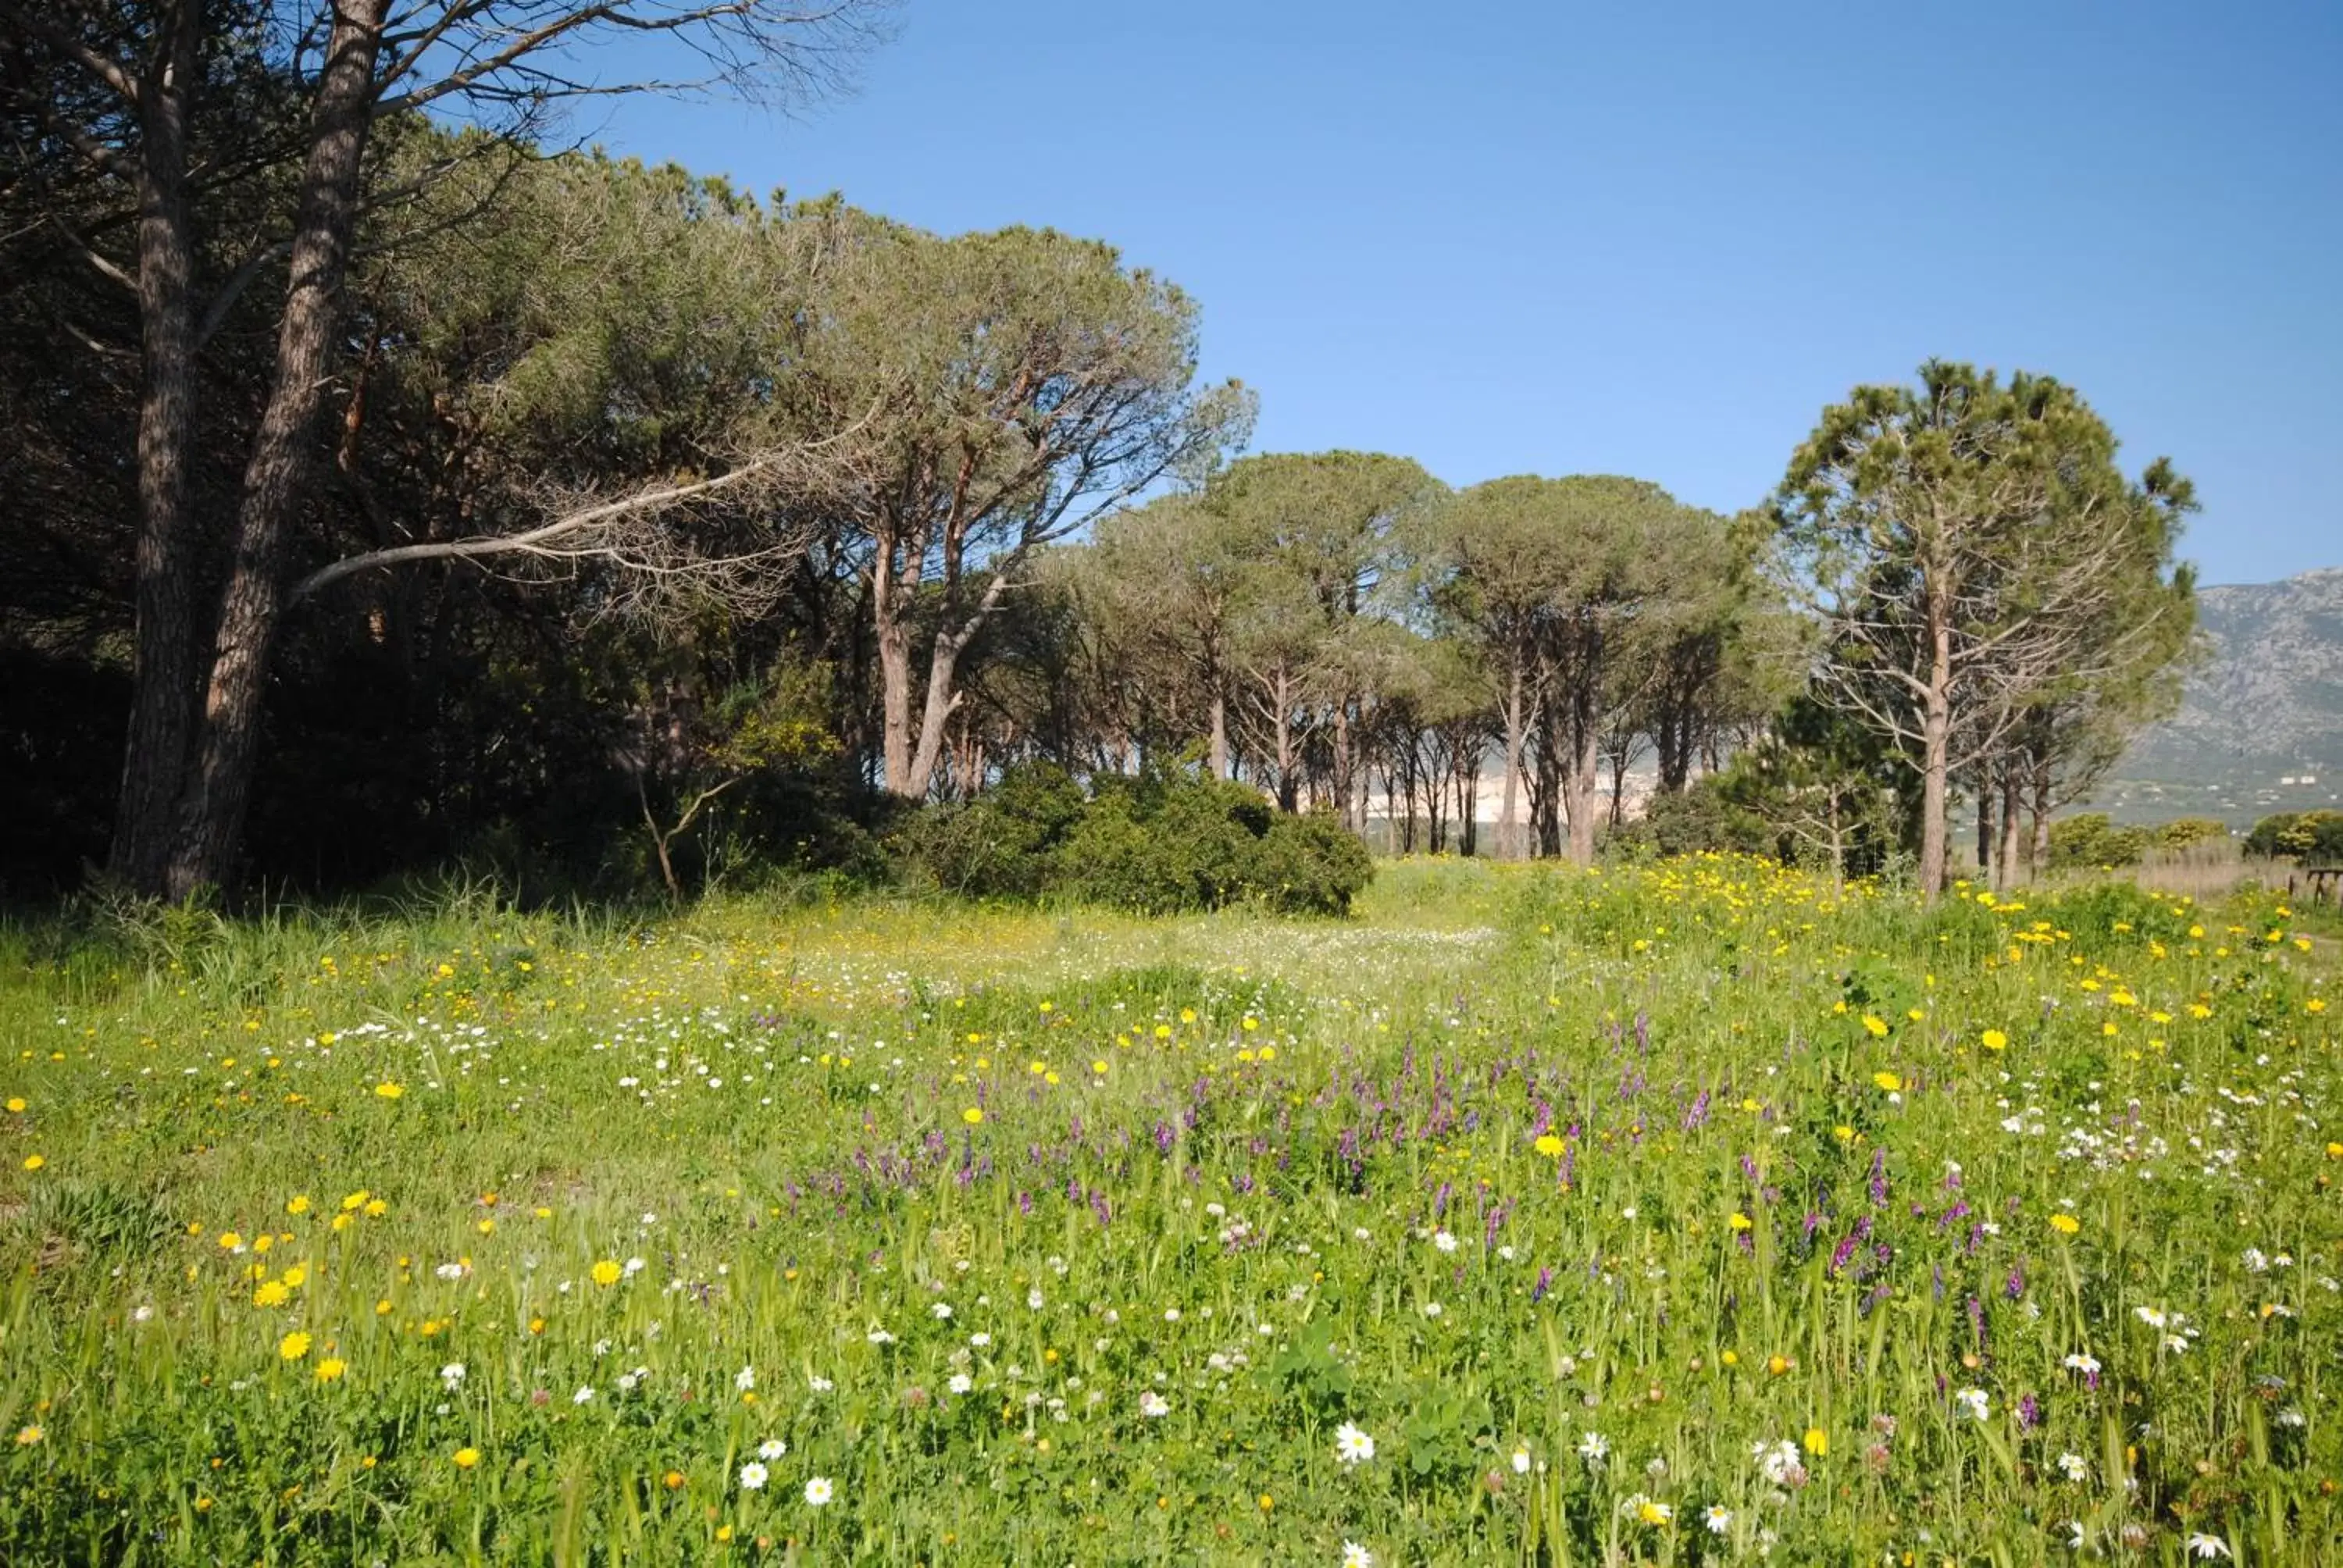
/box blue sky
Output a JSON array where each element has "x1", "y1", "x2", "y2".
[{"x1": 589, "y1": 2, "x2": 2341, "y2": 586}]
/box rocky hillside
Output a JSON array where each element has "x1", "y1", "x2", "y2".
[{"x1": 2096, "y1": 567, "x2": 2343, "y2": 826}]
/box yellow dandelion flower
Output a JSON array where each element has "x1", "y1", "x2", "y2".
[
  {"x1": 278, "y1": 1331, "x2": 312, "y2": 1361},
  {"x1": 286, "y1": 1195, "x2": 310, "y2": 1215},
  {"x1": 590, "y1": 1259, "x2": 623, "y2": 1287},
  {"x1": 21, "y1": 1153, "x2": 44, "y2": 1171},
  {"x1": 315, "y1": 1357, "x2": 347, "y2": 1382},
  {"x1": 1860, "y1": 1014, "x2": 1889, "y2": 1038},
  {"x1": 961, "y1": 1107, "x2": 983, "y2": 1126},
  {"x1": 1981, "y1": 1028, "x2": 2008, "y2": 1051},
  {"x1": 1871, "y1": 1071, "x2": 1903, "y2": 1093},
  {"x1": 252, "y1": 1281, "x2": 291, "y2": 1308},
  {"x1": 1728, "y1": 1212, "x2": 1753, "y2": 1231},
  {"x1": 1803, "y1": 1427, "x2": 1828, "y2": 1456},
  {"x1": 2049, "y1": 1213, "x2": 2080, "y2": 1235},
  {"x1": 1533, "y1": 1134, "x2": 1564, "y2": 1157},
  {"x1": 373, "y1": 1082, "x2": 403, "y2": 1099},
  {"x1": 14, "y1": 1424, "x2": 41, "y2": 1446},
  {"x1": 453, "y1": 1447, "x2": 480, "y2": 1469}
]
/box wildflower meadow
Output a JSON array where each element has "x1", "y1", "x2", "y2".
[{"x1": 2, "y1": 857, "x2": 2338, "y2": 1564}]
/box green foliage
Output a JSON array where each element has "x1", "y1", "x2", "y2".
[
  {"x1": 891, "y1": 763, "x2": 1088, "y2": 900},
  {"x1": 2047, "y1": 812, "x2": 2153, "y2": 870},
  {"x1": 2153, "y1": 817, "x2": 2230, "y2": 853},
  {"x1": 2245, "y1": 810, "x2": 2343, "y2": 861},
  {"x1": 1608, "y1": 775, "x2": 1775, "y2": 861},
  {"x1": 896, "y1": 767, "x2": 1374, "y2": 916}
]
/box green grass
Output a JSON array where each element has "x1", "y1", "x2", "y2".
[{"x1": 0, "y1": 857, "x2": 2337, "y2": 1564}]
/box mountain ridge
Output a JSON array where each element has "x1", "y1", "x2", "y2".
[{"x1": 2096, "y1": 566, "x2": 2343, "y2": 826}]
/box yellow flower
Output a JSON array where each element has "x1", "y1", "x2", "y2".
[
  {"x1": 364, "y1": 1199, "x2": 387, "y2": 1217},
  {"x1": 280, "y1": 1264, "x2": 307, "y2": 1288},
  {"x1": 1637, "y1": 1499, "x2": 1672, "y2": 1525},
  {"x1": 453, "y1": 1447, "x2": 480, "y2": 1470},
  {"x1": 1728, "y1": 1212, "x2": 1753, "y2": 1231},
  {"x1": 315, "y1": 1357, "x2": 347, "y2": 1382},
  {"x1": 1803, "y1": 1427, "x2": 1828, "y2": 1456},
  {"x1": 961, "y1": 1107, "x2": 983, "y2": 1126},
  {"x1": 1860, "y1": 1014, "x2": 1889, "y2": 1038},
  {"x1": 4, "y1": 1097, "x2": 24, "y2": 1114},
  {"x1": 1533, "y1": 1134, "x2": 1565, "y2": 1157},
  {"x1": 373, "y1": 1082, "x2": 403, "y2": 1099},
  {"x1": 2309, "y1": 998, "x2": 2328, "y2": 1014},
  {"x1": 1981, "y1": 1028, "x2": 2008, "y2": 1051},
  {"x1": 340, "y1": 1191, "x2": 369, "y2": 1211},
  {"x1": 252, "y1": 1281, "x2": 291, "y2": 1308},
  {"x1": 13, "y1": 1424, "x2": 41, "y2": 1446},
  {"x1": 2049, "y1": 1213, "x2": 2080, "y2": 1235},
  {"x1": 286, "y1": 1195, "x2": 311, "y2": 1215},
  {"x1": 590, "y1": 1259, "x2": 623, "y2": 1287},
  {"x1": 218, "y1": 1231, "x2": 241, "y2": 1250},
  {"x1": 1871, "y1": 1071, "x2": 1903, "y2": 1093},
  {"x1": 278, "y1": 1331, "x2": 312, "y2": 1361},
  {"x1": 20, "y1": 1153, "x2": 43, "y2": 1172}
]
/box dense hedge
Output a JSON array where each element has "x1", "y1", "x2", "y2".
[{"x1": 895, "y1": 764, "x2": 1375, "y2": 915}]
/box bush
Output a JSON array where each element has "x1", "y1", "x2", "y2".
[
  {"x1": 2045, "y1": 813, "x2": 2152, "y2": 871},
  {"x1": 2154, "y1": 817, "x2": 2230, "y2": 853},
  {"x1": 1610, "y1": 776, "x2": 1776, "y2": 861},
  {"x1": 891, "y1": 763, "x2": 1087, "y2": 899},
  {"x1": 2245, "y1": 810, "x2": 2343, "y2": 861},
  {"x1": 896, "y1": 765, "x2": 1374, "y2": 915}
]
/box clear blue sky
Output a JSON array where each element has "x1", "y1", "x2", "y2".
[{"x1": 590, "y1": 2, "x2": 2341, "y2": 586}]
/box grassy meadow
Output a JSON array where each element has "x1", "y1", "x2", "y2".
[{"x1": 1, "y1": 857, "x2": 2338, "y2": 1564}]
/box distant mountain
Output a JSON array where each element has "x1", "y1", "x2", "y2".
[{"x1": 2095, "y1": 567, "x2": 2343, "y2": 828}]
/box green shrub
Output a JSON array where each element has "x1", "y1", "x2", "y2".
[
  {"x1": 897, "y1": 766, "x2": 1374, "y2": 915},
  {"x1": 2154, "y1": 817, "x2": 2230, "y2": 853},
  {"x1": 2245, "y1": 809, "x2": 2343, "y2": 861},
  {"x1": 1610, "y1": 775, "x2": 1775, "y2": 860},
  {"x1": 893, "y1": 763, "x2": 1086, "y2": 897},
  {"x1": 2045, "y1": 812, "x2": 2151, "y2": 870}
]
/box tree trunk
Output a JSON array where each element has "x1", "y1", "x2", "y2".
[
  {"x1": 1565, "y1": 712, "x2": 1599, "y2": 867},
  {"x1": 1608, "y1": 746, "x2": 1628, "y2": 829},
  {"x1": 1272, "y1": 668, "x2": 1296, "y2": 811},
  {"x1": 2030, "y1": 755, "x2": 2052, "y2": 874},
  {"x1": 1499, "y1": 661, "x2": 1525, "y2": 861},
  {"x1": 1976, "y1": 777, "x2": 1992, "y2": 882},
  {"x1": 1332, "y1": 701, "x2": 1353, "y2": 830},
  {"x1": 904, "y1": 636, "x2": 964, "y2": 801},
  {"x1": 109, "y1": 2, "x2": 206, "y2": 894},
  {"x1": 1917, "y1": 608, "x2": 1952, "y2": 903},
  {"x1": 1997, "y1": 768, "x2": 2023, "y2": 890},
  {"x1": 163, "y1": 0, "x2": 390, "y2": 900},
  {"x1": 1207, "y1": 689, "x2": 1228, "y2": 780},
  {"x1": 1456, "y1": 751, "x2": 1478, "y2": 856},
  {"x1": 874, "y1": 559, "x2": 916, "y2": 794}
]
